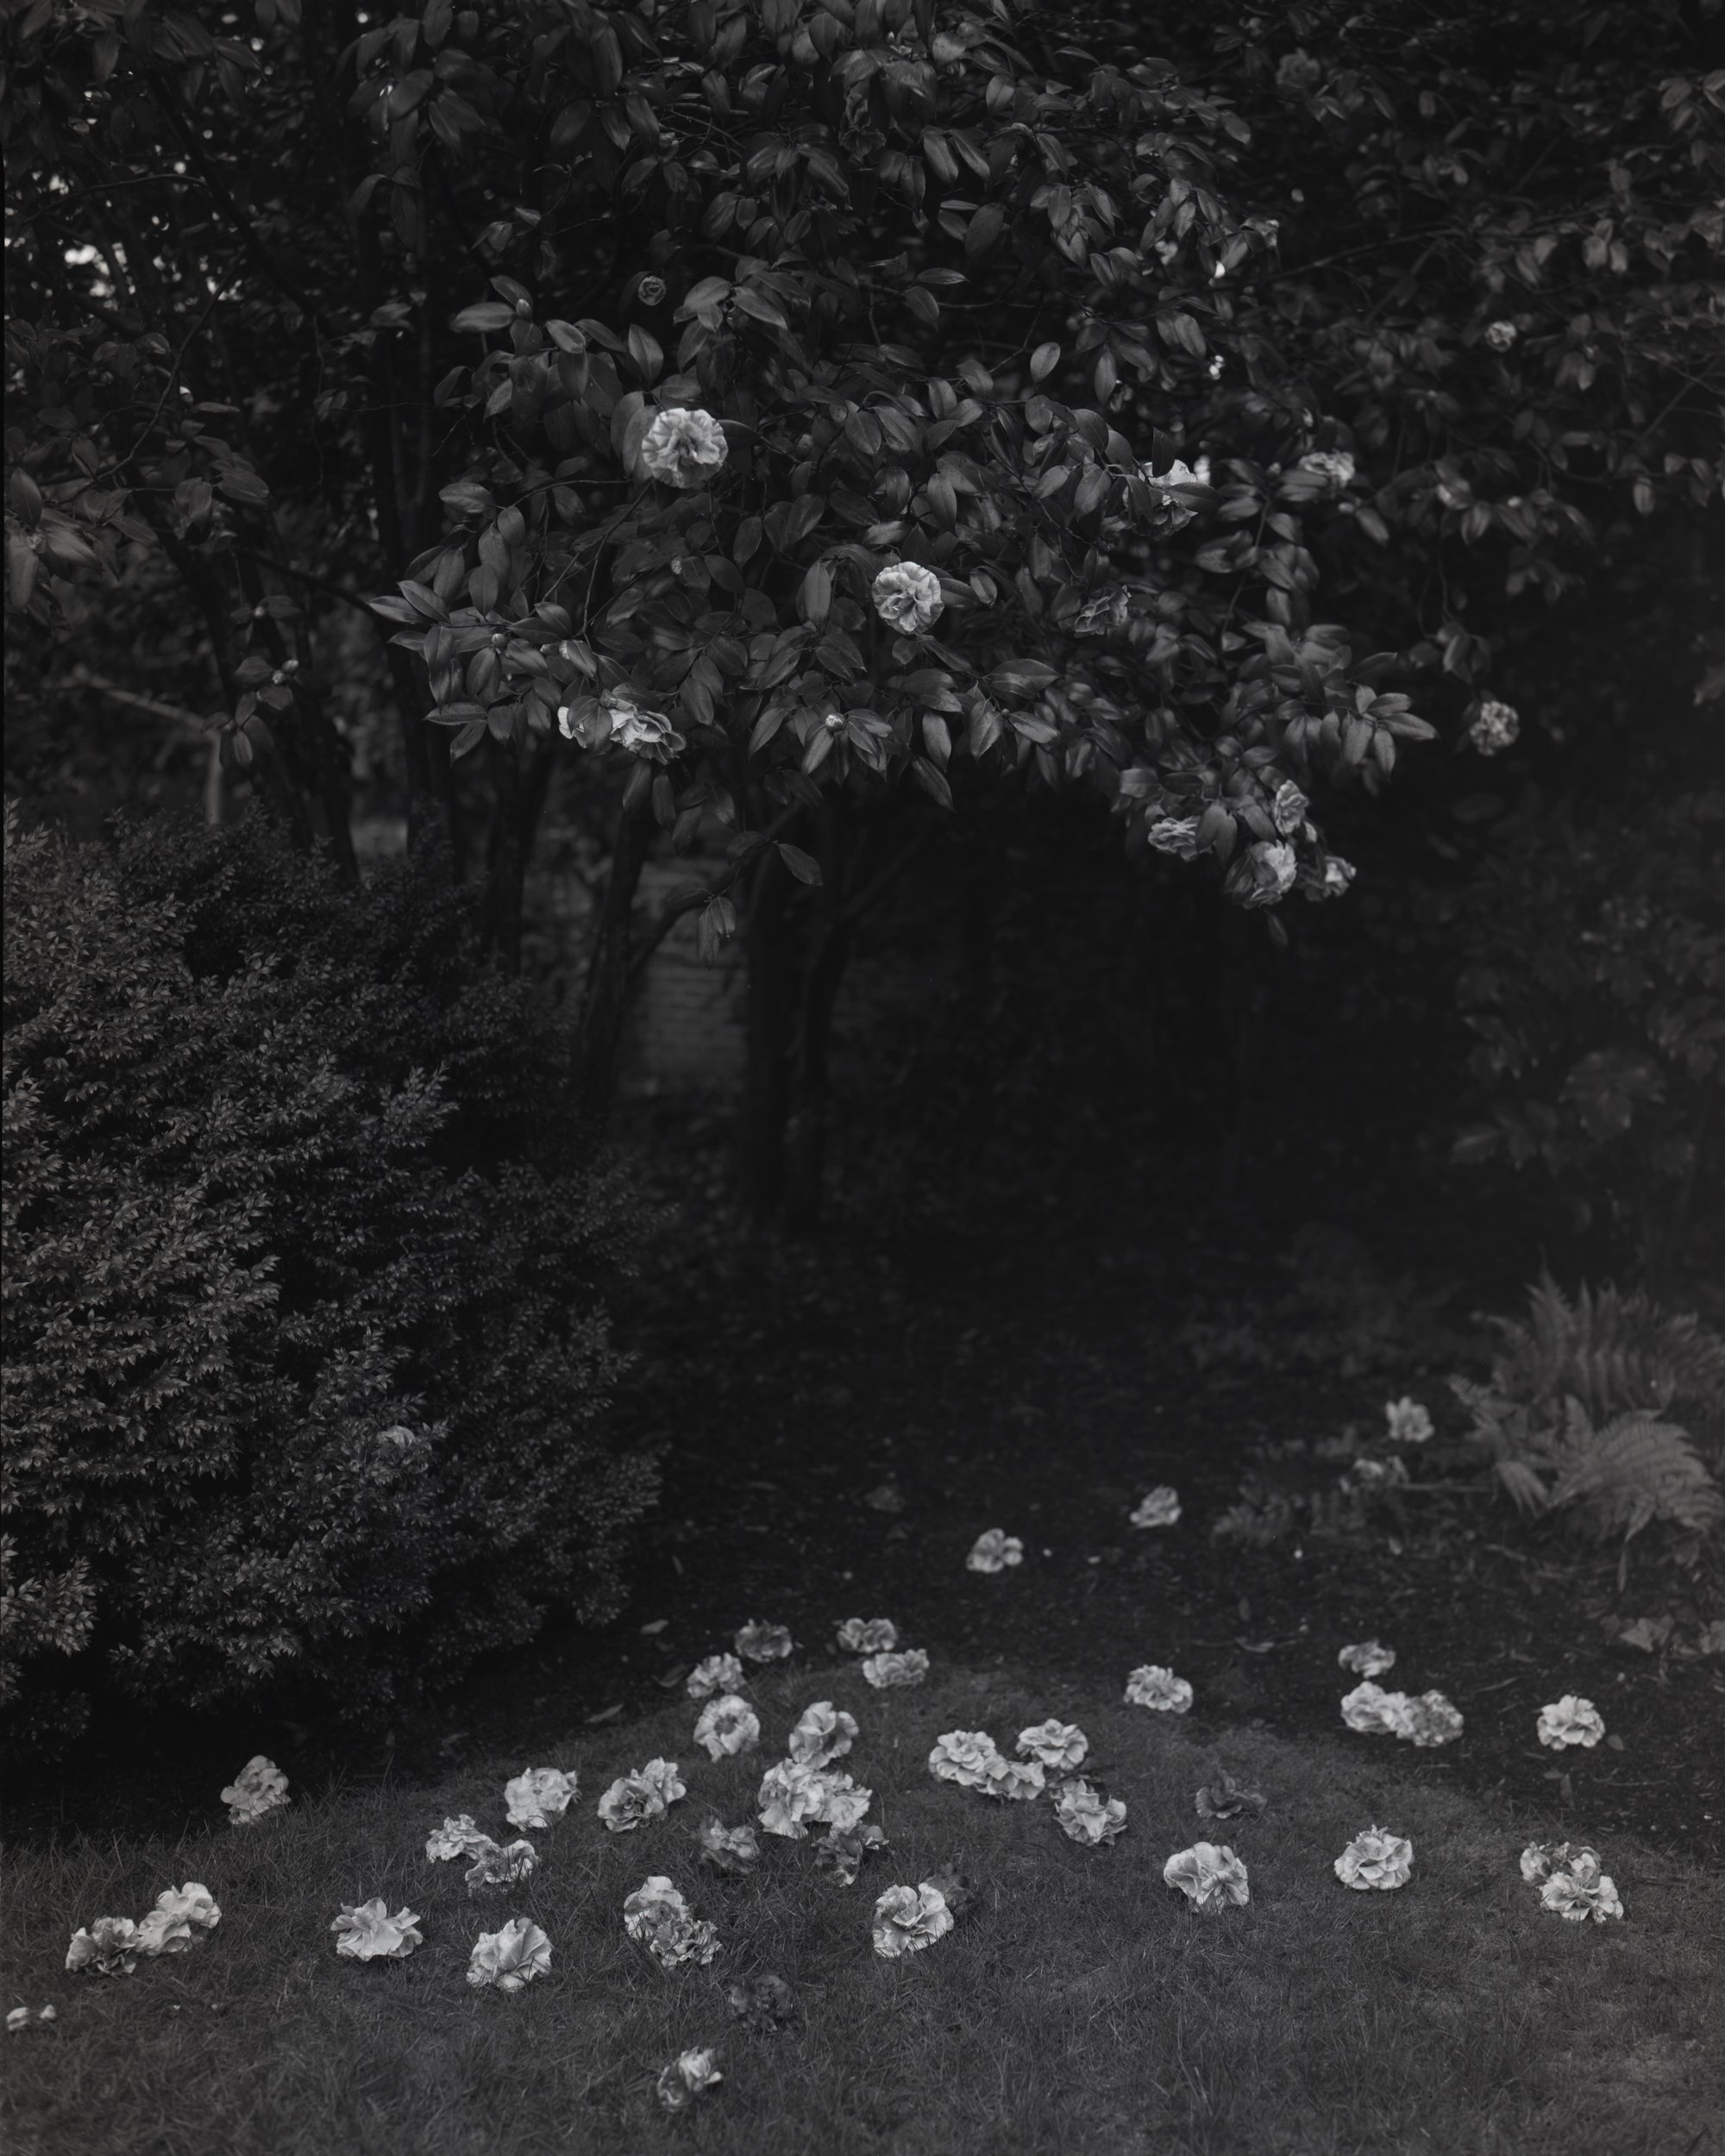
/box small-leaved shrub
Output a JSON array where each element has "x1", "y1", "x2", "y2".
[{"x1": 2, "y1": 805, "x2": 658, "y2": 1754}]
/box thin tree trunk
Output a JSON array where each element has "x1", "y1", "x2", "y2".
[{"x1": 572, "y1": 792, "x2": 654, "y2": 1127}]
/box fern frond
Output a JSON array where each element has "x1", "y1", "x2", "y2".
[
  {"x1": 1493, "y1": 1458, "x2": 1550, "y2": 1516},
  {"x1": 1546, "y1": 1407, "x2": 1725, "y2": 1540}
]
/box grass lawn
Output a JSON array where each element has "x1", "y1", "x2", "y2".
[{"x1": 3, "y1": 1658, "x2": 1720, "y2": 2156}]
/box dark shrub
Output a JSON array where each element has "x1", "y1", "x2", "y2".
[{"x1": 2, "y1": 805, "x2": 657, "y2": 1752}]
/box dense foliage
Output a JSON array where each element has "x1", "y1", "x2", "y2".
[{"x1": 2, "y1": 805, "x2": 656, "y2": 1751}]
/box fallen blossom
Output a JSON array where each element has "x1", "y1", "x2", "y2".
[
  {"x1": 504, "y1": 1766, "x2": 578, "y2": 1830},
  {"x1": 134, "y1": 1909, "x2": 193, "y2": 1959},
  {"x1": 862, "y1": 1648, "x2": 929, "y2": 1689},
  {"x1": 871, "y1": 561, "x2": 944, "y2": 634},
  {"x1": 928, "y1": 1730, "x2": 1006, "y2": 1791},
  {"x1": 1163, "y1": 1843, "x2": 1250, "y2": 1912},
  {"x1": 1540, "y1": 1867, "x2": 1624, "y2": 1923},
  {"x1": 695, "y1": 1819, "x2": 762, "y2": 1875},
  {"x1": 735, "y1": 1620, "x2": 795, "y2": 1663},
  {"x1": 1334, "y1": 1827, "x2": 1414, "y2": 1890},
  {"x1": 837, "y1": 1618, "x2": 899, "y2": 1654},
  {"x1": 221, "y1": 1755, "x2": 289, "y2": 1827},
  {"x1": 623, "y1": 1877, "x2": 721, "y2": 1971},
  {"x1": 919, "y1": 1864, "x2": 976, "y2": 1916},
  {"x1": 464, "y1": 1839, "x2": 538, "y2": 1891},
  {"x1": 1384, "y1": 1397, "x2": 1434, "y2": 1445},
  {"x1": 426, "y1": 1814, "x2": 489, "y2": 1863},
  {"x1": 656, "y1": 2046, "x2": 724, "y2": 2111},
  {"x1": 726, "y1": 1971, "x2": 797, "y2": 2031},
  {"x1": 135, "y1": 1883, "x2": 221, "y2": 1958},
  {"x1": 66, "y1": 1918, "x2": 140, "y2": 1977},
  {"x1": 1537, "y1": 1695, "x2": 1605, "y2": 1751},
  {"x1": 1195, "y1": 1772, "x2": 1267, "y2": 1822},
  {"x1": 787, "y1": 1700, "x2": 858, "y2": 1769},
  {"x1": 639, "y1": 1758, "x2": 687, "y2": 1806},
  {"x1": 966, "y1": 1529, "x2": 1024, "y2": 1573},
  {"x1": 757, "y1": 1759, "x2": 827, "y2": 1840},
  {"x1": 984, "y1": 1757, "x2": 1046, "y2": 1802},
  {"x1": 1339, "y1": 1681, "x2": 1416, "y2": 1737},
  {"x1": 1124, "y1": 1664, "x2": 1193, "y2": 1714},
  {"x1": 467, "y1": 1915, "x2": 552, "y2": 1992},
  {"x1": 1469, "y1": 699, "x2": 1520, "y2": 755},
  {"x1": 596, "y1": 1758, "x2": 686, "y2": 1833},
  {"x1": 808, "y1": 1767, "x2": 874, "y2": 1833},
  {"x1": 1402, "y1": 1690, "x2": 1464, "y2": 1747},
  {"x1": 1338, "y1": 1641, "x2": 1396, "y2": 1678},
  {"x1": 815, "y1": 1821, "x2": 888, "y2": 1886},
  {"x1": 1129, "y1": 1486, "x2": 1182, "y2": 1529},
  {"x1": 871, "y1": 1882, "x2": 955, "y2": 1959},
  {"x1": 330, "y1": 1901, "x2": 423, "y2": 1962},
  {"x1": 694, "y1": 1694, "x2": 762, "y2": 1761},
  {"x1": 639, "y1": 406, "x2": 728, "y2": 489},
  {"x1": 687, "y1": 1652, "x2": 745, "y2": 1700},
  {"x1": 1018, "y1": 1720, "x2": 1088, "y2": 1771},
  {"x1": 1053, "y1": 1779, "x2": 1128, "y2": 1846}
]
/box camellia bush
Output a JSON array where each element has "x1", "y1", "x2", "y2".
[{"x1": 1, "y1": 804, "x2": 656, "y2": 1754}]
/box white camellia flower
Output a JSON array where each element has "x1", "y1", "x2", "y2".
[
  {"x1": 1537, "y1": 1695, "x2": 1605, "y2": 1750},
  {"x1": 1242, "y1": 839, "x2": 1298, "y2": 906},
  {"x1": 656, "y1": 2046, "x2": 724, "y2": 2111},
  {"x1": 1129, "y1": 1486, "x2": 1182, "y2": 1529},
  {"x1": 1540, "y1": 1866, "x2": 1624, "y2": 1923},
  {"x1": 65, "y1": 1918, "x2": 141, "y2": 1977},
  {"x1": 638, "y1": 405, "x2": 729, "y2": 489},
  {"x1": 807, "y1": 1767, "x2": 873, "y2": 1833},
  {"x1": 130, "y1": 1904, "x2": 195, "y2": 1959},
  {"x1": 329, "y1": 1901, "x2": 423, "y2": 1962},
  {"x1": 638, "y1": 1758, "x2": 687, "y2": 1806},
  {"x1": 871, "y1": 560, "x2": 944, "y2": 633},
  {"x1": 464, "y1": 1839, "x2": 538, "y2": 1892},
  {"x1": 1334, "y1": 1827, "x2": 1414, "y2": 1890},
  {"x1": 1383, "y1": 1396, "x2": 1435, "y2": 1445},
  {"x1": 928, "y1": 1730, "x2": 1006, "y2": 1790},
  {"x1": 985, "y1": 1757, "x2": 1046, "y2": 1802},
  {"x1": 623, "y1": 1877, "x2": 721, "y2": 1971},
  {"x1": 141, "y1": 1883, "x2": 220, "y2": 1953},
  {"x1": 1018, "y1": 1720, "x2": 1088, "y2": 1771},
  {"x1": 1468, "y1": 699, "x2": 1521, "y2": 755},
  {"x1": 694, "y1": 1695, "x2": 762, "y2": 1761},
  {"x1": 1124, "y1": 1665, "x2": 1194, "y2": 1714},
  {"x1": 687, "y1": 1652, "x2": 745, "y2": 1700},
  {"x1": 1338, "y1": 1641, "x2": 1396, "y2": 1678},
  {"x1": 1053, "y1": 1780, "x2": 1128, "y2": 1846},
  {"x1": 221, "y1": 1755, "x2": 289, "y2": 1827},
  {"x1": 871, "y1": 1882, "x2": 955, "y2": 1958},
  {"x1": 1164, "y1": 1843, "x2": 1251, "y2": 1911},
  {"x1": 504, "y1": 1767, "x2": 578, "y2": 1830},
  {"x1": 1521, "y1": 1840, "x2": 1603, "y2": 1888},
  {"x1": 599, "y1": 688, "x2": 686, "y2": 762},
  {"x1": 787, "y1": 1700, "x2": 858, "y2": 1769},
  {"x1": 467, "y1": 1916, "x2": 552, "y2": 1992},
  {"x1": 862, "y1": 1647, "x2": 929, "y2": 1688},
  {"x1": 1320, "y1": 855, "x2": 1357, "y2": 897},
  {"x1": 426, "y1": 1814, "x2": 490, "y2": 1863},
  {"x1": 596, "y1": 1758, "x2": 687, "y2": 1833},
  {"x1": 1297, "y1": 448, "x2": 1356, "y2": 490},
  {"x1": 756, "y1": 1759, "x2": 827, "y2": 1840},
  {"x1": 1485, "y1": 319, "x2": 1519, "y2": 351},
  {"x1": 1270, "y1": 780, "x2": 1309, "y2": 836},
  {"x1": 836, "y1": 1618, "x2": 898, "y2": 1654},
  {"x1": 966, "y1": 1529, "x2": 1024, "y2": 1573},
  {"x1": 1145, "y1": 815, "x2": 1203, "y2": 857},
  {"x1": 1340, "y1": 1681, "x2": 1416, "y2": 1737},
  {"x1": 1402, "y1": 1691, "x2": 1464, "y2": 1747},
  {"x1": 696, "y1": 1819, "x2": 762, "y2": 1875},
  {"x1": 735, "y1": 1620, "x2": 795, "y2": 1663}
]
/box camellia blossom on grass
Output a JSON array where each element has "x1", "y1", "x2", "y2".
[
  {"x1": 1537, "y1": 1695, "x2": 1606, "y2": 1750},
  {"x1": 871, "y1": 561, "x2": 944, "y2": 633},
  {"x1": 1163, "y1": 1843, "x2": 1250, "y2": 1912},
  {"x1": 1334, "y1": 1827, "x2": 1414, "y2": 1890},
  {"x1": 787, "y1": 1700, "x2": 858, "y2": 1768},
  {"x1": 597, "y1": 1758, "x2": 687, "y2": 1833},
  {"x1": 696, "y1": 1819, "x2": 762, "y2": 1875},
  {"x1": 694, "y1": 1694, "x2": 762, "y2": 1761},
  {"x1": 836, "y1": 1618, "x2": 898, "y2": 1654},
  {"x1": 1402, "y1": 1691, "x2": 1464, "y2": 1747},
  {"x1": 986, "y1": 1756, "x2": 1047, "y2": 1802},
  {"x1": 1018, "y1": 1720, "x2": 1088, "y2": 1771},
  {"x1": 1521, "y1": 1840, "x2": 1622, "y2": 1920},
  {"x1": 504, "y1": 1766, "x2": 578, "y2": 1830},
  {"x1": 329, "y1": 1902, "x2": 423, "y2": 1962},
  {"x1": 1124, "y1": 1664, "x2": 1194, "y2": 1714},
  {"x1": 871, "y1": 1882, "x2": 955, "y2": 1959},
  {"x1": 135, "y1": 1883, "x2": 221, "y2": 1957},
  {"x1": 735, "y1": 1620, "x2": 795, "y2": 1663},
  {"x1": 1339, "y1": 1681, "x2": 1416, "y2": 1737},
  {"x1": 726, "y1": 1972, "x2": 798, "y2": 2032},
  {"x1": 807, "y1": 1768, "x2": 874, "y2": 1833},
  {"x1": 966, "y1": 1529, "x2": 1024, "y2": 1573},
  {"x1": 1384, "y1": 1396, "x2": 1434, "y2": 1444},
  {"x1": 426, "y1": 1814, "x2": 490, "y2": 1863},
  {"x1": 656, "y1": 2046, "x2": 724, "y2": 2112},
  {"x1": 1129, "y1": 1486, "x2": 1182, "y2": 1529},
  {"x1": 1052, "y1": 1779, "x2": 1127, "y2": 1846},
  {"x1": 464, "y1": 1839, "x2": 538, "y2": 1892},
  {"x1": 687, "y1": 1652, "x2": 745, "y2": 1700},
  {"x1": 221, "y1": 1755, "x2": 289, "y2": 1827},
  {"x1": 756, "y1": 1760, "x2": 827, "y2": 1840},
  {"x1": 1521, "y1": 1839, "x2": 1598, "y2": 1885},
  {"x1": 1195, "y1": 1772, "x2": 1267, "y2": 1822},
  {"x1": 623, "y1": 1877, "x2": 721, "y2": 1971},
  {"x1": 638, "y1": 405, "x2": 729, "y2": 489},
  {"x1": 1338, "y1": 1641, "x2": 1396, "y2": 1678},
  {"x1": 66, "y1": 1918, "x2": 141, "y2": 1977},
  {"x1": 862, "y1": 1648, "x2": 929, "y2": 1689},
  {"x1": 467, "y1": 1916, "x2": 552, "y2": 1992},
  {"x1": 815, "y1": 1821, "x2": 888, "y2": 1886},
  {"x1": 928, "y1": 1729, "x2": 1006, "y2": 1790}
]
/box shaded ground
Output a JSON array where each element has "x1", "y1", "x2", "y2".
[{"x1": 7, "y1": 1111, "x2": 1721, "y2": 1868}]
